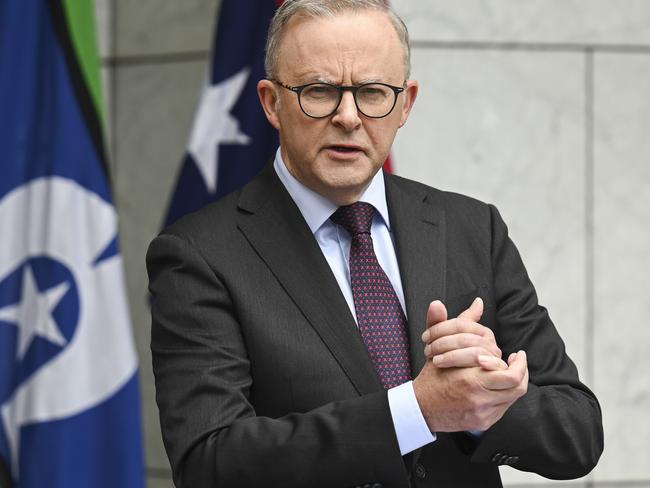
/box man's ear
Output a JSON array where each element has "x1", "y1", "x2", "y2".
[
  {"x1": 257, "y1": 79, "x2": 281, "y2": 130},
  {"x1": 398, "y1": 79, "x2": 418, "y2": 128}
]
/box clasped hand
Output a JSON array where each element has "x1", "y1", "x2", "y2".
[{"x1": 413, "y1": 298, "x2": 528, "y2": 433}]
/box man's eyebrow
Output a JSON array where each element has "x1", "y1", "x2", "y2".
[
  {"x1": 357, "y1": 77, "x2": 383, "y2": 84},
  {"x1": 292, "y1": 75, "x2": 388, "y2": 85},
  {"x1": 314, "y1": 76, "x2": 334, "y2": 84},
  {"x1": 316, "y1": 77, "x2": 386, "y2": 85}
]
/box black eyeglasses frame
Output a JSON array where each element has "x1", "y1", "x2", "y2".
[{"x1": 270, "y1": 79, "x2": 405, "y2": 119}]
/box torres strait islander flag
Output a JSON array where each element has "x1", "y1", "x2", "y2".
[{"x1": 0, "y1": 1, "x2": 145, "y2": 487}]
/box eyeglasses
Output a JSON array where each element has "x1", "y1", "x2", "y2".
[{"x1": 271, "y1": 79, "x2": 405, "y2": 119}]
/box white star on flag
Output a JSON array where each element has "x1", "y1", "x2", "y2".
[
  {"x1": 188, "y1": 67, "x2": 252, "y2": 193},
  {"x1": 0, "y1": 264, "x2": 69, "y2": 359}
]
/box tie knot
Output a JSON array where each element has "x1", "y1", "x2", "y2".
[{"x1": 331, "y1": 202, "x2": 375, "y2": 236}]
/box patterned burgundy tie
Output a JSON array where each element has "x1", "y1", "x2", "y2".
[{"x1": 331, "y1": 202, "x2": 412, "y2": 389}]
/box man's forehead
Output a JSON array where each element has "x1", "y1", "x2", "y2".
[{"x1": 275, "y1": 10, "x2": 404, "y2": 80}]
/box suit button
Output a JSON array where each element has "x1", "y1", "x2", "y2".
[
  {"x1": 492, "y1": 452, "x2": 510, "y2": 466},
  {"x1": 506, "y1": 456, "x2": 519, "y2": 465},
  {"x1": 491, "y1": 452, "x2": 510, "y2": 465},
  {"x1": 414, "y1": 463, "x2": 426, "y2": 479}
]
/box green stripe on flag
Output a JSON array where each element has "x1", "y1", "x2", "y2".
[{"x1": 61, "y1": 0, "x2": 106, "y2": 126}]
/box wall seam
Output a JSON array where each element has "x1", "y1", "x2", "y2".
[
  {"x1": 411, "y1": 39, "x2": 650, "y2": 54},
  {"x1": 585, "y1": 48, "x2": 595, "y2": 395}
]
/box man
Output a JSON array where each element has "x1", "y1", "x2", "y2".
[{"x1": 147, "y1": 1, "x2": 603, "y2": 487}]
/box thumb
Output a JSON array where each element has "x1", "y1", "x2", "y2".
[
  {"x1": 458, "y1": 297, "x2": 484, "y2": 322},
  {"x1": 426, "y1": 300, "x2": 448, "y2": 327}
]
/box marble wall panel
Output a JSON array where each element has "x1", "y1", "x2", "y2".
[
  {"x1": 395, "y1": 1, "x2": 650, "y2": 46},
  {"x1": 94, "y1": 0, "x2": 111, "y2": 59},
  {"x1": 392, "y1": 49, "x2": 588, "y2": 484},
  {"x1": 592, "y1": 53, "x2": 650, "y2": 483},
  {"x1": 114, "y1": 0, "x2": 218, "y2": 57},
  {"x1": 112, "y1": 58, "x2": 209, "y2": 471},
  {"x1": 147, "y1": 475, "x2": 174, "y2": 488}
]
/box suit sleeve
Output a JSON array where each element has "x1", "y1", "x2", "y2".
[
  {"x1": 467, "y1": 205, "x2": 604, "y2": 478},
  {"x1": 147, "y1": 232, "x2": 410, "y2": 488}
]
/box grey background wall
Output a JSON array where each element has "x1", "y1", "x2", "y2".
[{"x1": 95, "y1": 1, "x2": 650, "y2": 487}]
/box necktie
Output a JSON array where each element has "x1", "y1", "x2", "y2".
[{"x1": 331, "y1": 202, "x2": 412, "y2": 389}]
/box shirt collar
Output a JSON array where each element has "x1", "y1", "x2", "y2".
[{"x1": 273, "y1": 147, "x2": 391, "y2": 234}]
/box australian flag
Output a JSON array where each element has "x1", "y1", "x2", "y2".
[
  {"x1": 163, "y1": 0, "x2": 282, "y2": 227},
  {"x1": 0, "y1": 1, "x2": 144, "y2": 487}
]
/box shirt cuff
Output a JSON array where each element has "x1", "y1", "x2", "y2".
[{"x1": 387, "y1": 380, "x2": 436, "y2": 455}]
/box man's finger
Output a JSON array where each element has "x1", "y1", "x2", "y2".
[
  {"x1": 425, "y1": 317, "x2": 495, "y2": 345},
  {"x1": 427, "y1": 332, "x2": 501, "y2": 358},
  {"x1": 458, "y1": 297, "x2": 483, "y2": 323},
  {"x1": 427, "y1": 300, "x2": 447, "y2": 327},
  {"x1": 422, "y1": 300, "x2": 448, "y2": 343},
  {"x1": 480, "y1": 351, "x2": 528, "y2": 390},
  {"x1": 478, "y1": 354, "x2": 509, "y2": 371},
  {"x1": 431, "y1": 347, "x2": 505, "y2": 368}
]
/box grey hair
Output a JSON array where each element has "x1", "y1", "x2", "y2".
[{"x1": 264, "y1": 0, "x2": 411, "y2": 80}]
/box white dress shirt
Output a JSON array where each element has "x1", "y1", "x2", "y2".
[{"x1": 273, "y1": 148, "x2": 435, "y2": 455}]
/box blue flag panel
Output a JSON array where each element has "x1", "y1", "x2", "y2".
[{"x1": 0, "y1": 1, "x2": 145, "y2": 487}]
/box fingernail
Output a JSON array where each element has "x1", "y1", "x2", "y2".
[
  {"x1": 424, "y1": 344, "x2": 431, "y2": 356},
  {"x1": 421, "y1": 329, "x2": 430, "y2": 342},
  {"x1": 432, "y1": 355, "x2": 443, "y2": 365}
]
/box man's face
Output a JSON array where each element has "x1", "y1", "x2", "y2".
[{"x1": 258, "y1": 10, "x2": 418, "y2": 205}]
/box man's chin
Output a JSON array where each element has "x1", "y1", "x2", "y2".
[{"x1": 313, "y1": 174, "x2": 376, "y2": 205}]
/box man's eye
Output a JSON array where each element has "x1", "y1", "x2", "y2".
[
  {"x1": 303, "y1": 85, "x2": 335, "y2": 98},
  {"x1": 358, "y1": 85, "x2": 389, "y2": 101},
  {"x1": 361, "y1": 86, "x2": 386, "y2": 94}
]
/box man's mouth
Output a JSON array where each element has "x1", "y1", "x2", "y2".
[{"x1": 327, "y1": 145, "x2": 363, "y2": 153}]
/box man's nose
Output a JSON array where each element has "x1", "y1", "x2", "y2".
[{"x1": 331, "y1": 91, "x2": 362, "y2": 130}]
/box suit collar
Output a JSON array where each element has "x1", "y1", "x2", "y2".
[
  {"x1": 385, "y1": 174, "x2": 446, "y2": 374},
  {"x1": 237, "y1": 164, "x2": 383, "y2": 395}
]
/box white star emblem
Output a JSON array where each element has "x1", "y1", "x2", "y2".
[
  {"x1": 0, "y1": 264, "x2": 69, "y2": 359},
  {"x1": 188, "y1": 67, "x2": 252, "y2": 193}
]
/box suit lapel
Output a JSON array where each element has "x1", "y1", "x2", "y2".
[
  {"x1": 236, "y1": 165, "x2": 383, "y2": 395},
  {"x1": 385, "y1": 174, "x2": 447, "y2": 376}
]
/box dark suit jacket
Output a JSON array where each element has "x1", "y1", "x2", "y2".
[
  {"x1": 0, "y1": 458, "x2": 12, "y2": 488},
  {"x1": 147, "y1": 164, "x2": 603, "y2": 488}
]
